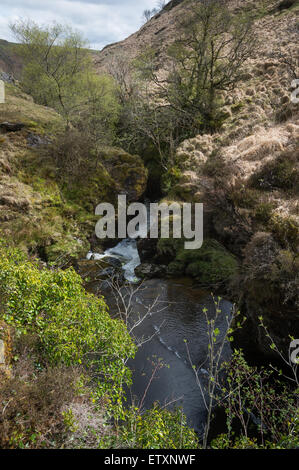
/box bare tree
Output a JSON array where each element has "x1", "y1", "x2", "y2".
[
  {"x1": 142, "y1": 8, "x2": 158, "y2": 24},
  {"x1": 142, "y1": 1, "x2": 167, "y2": 24},
  {"x1": 107, "y1": 52, "x2": 136, "y2": 105},
  {"x1": 185, "y1": 298, "x2": 240, "y2": 448},
  {"x1": 156, "y1": 0, "x2": 167, "y2": 10},
  {"x1": 93, "y1": 272, "x2": 168, "y2": 352},
  {"x1": 131, "y1": 0, "x2": 256, "y2": 170}
]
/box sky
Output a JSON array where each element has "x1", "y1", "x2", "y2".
[{"x1": 0, "y1": 0, "x2": 160, "y2": 50}]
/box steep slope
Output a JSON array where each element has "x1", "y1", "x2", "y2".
[
  {"x1": 94, "y1": 0, "x2": 185, "y2": 73},
  {"x1": 0, "y1": 83, "x2": 147, "y2": 262},
  {"x1": 0, "y1": 39, "x2": 23, "y2": 78},
  {"x1": 168, "y1": 1, "x2": 299, "y2": 358},
  {"x1": 0, "y1": 0, "x2": 298, "y2": 359},
  {"x1": 95, "y1": 0, "x2": 299, "y2": 359}
]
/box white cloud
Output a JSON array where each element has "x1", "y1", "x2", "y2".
[{"x1": 0, "y1": 0, "x2": 159, "y2": 50}]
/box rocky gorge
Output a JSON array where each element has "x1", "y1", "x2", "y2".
[{"x1": 0, "y1": 0, "x2": 298, "y2": 450}]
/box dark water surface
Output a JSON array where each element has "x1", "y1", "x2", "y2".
[
  {"x1": 88, "y1": 240, "x2": 233, "y2": 434},
  {"x1": 124, "y1": 279, "x2": 232, "y2": 434}
]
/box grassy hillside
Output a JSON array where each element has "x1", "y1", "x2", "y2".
[
  {"x1": 0, "y1": 39, "x2": 23, "y2": 78},
  {"x1": 0, "y1": 83, "x2": 147, "y2": 262}
]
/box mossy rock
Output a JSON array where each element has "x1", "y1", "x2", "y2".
[
  {"x1": 161, "y1": 166, "x2": 182, "y2": 194},
  {"x1": 157, "y1": 237, "x2": 184, "y2": 260},
  {"x1": 102, "y1": 147, "x2": 148, "y2": 201},
  {"x1": 167, "y1": 239, "x2": 239, "y2": 287},
  {"x1": 2, "y1": 84, "x2": 64, "y2": 135},
  {"x1": 64, "y1": 147, "x2": 148, "y2": 212},
  {"x1": 45, "y1": 235, "x2": 89, "y2": 264}
]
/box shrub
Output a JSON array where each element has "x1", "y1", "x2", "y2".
[
  {"x1": 161, "y1": 166, "x2": 182, "y2": 194},
  {"x1": 269, "y1": 214, "x2": 299, "y2": 249},
  {"x1": 0, "y1": 241, "x2": 136, "y2": 413},
  {"x1": 229, "y1": 183, "x2": 260, "y2": 209},
  {"x1": 44, "y1": 129, "x2": 95, "y2": 182},
  {"x1": 250, "y1": 150, "x2": 299, "y2": 193},
  {"x1": 254, "y1": 202, "x2": 275, "y2": 224},
  {"x1": 211, "y1": 350, "x2": 299, "y2": 449},
  {"x1": 0, "y1": 359, "x2": 82, "y2": 448},
  {"x1": 202, "y1": 152, "x2": 229, "y2": 178},
  {"x1": 120, "y1": 405, "x2": 199, "y2": 449}
]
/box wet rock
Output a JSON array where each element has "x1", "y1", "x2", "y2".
[
  {"x1": 103, "y1": 256, "x2": 123, "y2": 269},
  {"x1": 233, "y1": 232, "x2": 299, "y2": 360},
  {"x1": 76, "y1": 258, "x2": 111, "y2": 279},
  {"x1": 27, "y1": 133, "x2": 51, "y2": 147},
  {"x1": 137, "y1": 237, "x2": 158, "y2": 262},
  {"x1": 0, "y1": 71, "x2": 15, "y2": 84},
  {"x1": 77, "y1": 255, "x2": 123, "y2": 281},
  {"x1": 135, "y1": 263, "x2": 167, "y2": 279},
  {"x1": 137, "y1": 237, "x2": 171, "y2": 265}
]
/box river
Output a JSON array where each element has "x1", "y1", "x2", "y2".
[{"x1": 87, "y1": 236, "x2": 233, "y2": 435}]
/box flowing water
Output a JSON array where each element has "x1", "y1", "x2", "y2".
[{"x1": 88, "y1": 238, "x2": 233, "y2": 434}]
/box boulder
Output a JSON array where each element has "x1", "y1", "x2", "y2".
[
  {"x1": 0, "y1": 122, "x2": 25, "y2": 133},
  {"x1": 27, "y1": 133, "x2": 51, "y2": 147},
  {"x1": 102, "y1": 147, "x2": 148, "y2": 202},
  {"x1": 135, "y1": 263, "x2": 167, "y2": 279},
  {"x1": 0, "y1": 71, "x2": 15, "y2": 84}
]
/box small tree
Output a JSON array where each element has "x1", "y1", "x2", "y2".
[
  {"x1": 10, "y1": 21, "x2": 90, "y2": 123},
  {"x1": 138, "y1": 0, "x2": 256, "y2": 133},
  {"x1": 10, "y1": 20, "x2": 119, "y2": 136},
  {"x1": 166, "y1": 0, "x2": 256, "y2": 130},
  {"x1": 127, "y1": 0, "x2": 256, "y2": 171},
  {"x1": 142, "y1": 9, "x2": 158, "y2": 24},
  {"x1": 107, "y1": 52, "x2": 137, "y2": 105}
]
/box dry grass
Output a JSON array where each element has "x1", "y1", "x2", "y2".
[
  {"x1": 0, "y1": 83, "x2": 63, "y2": 134},
  {"x1": 0, "y1": 332, "x2": 112, "y2": 449},
  {"x1": 0, "y1": 356, "x2": 82, "y2": 448}
]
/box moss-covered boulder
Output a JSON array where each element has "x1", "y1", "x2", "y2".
[
  {"x1": 166, "y1": 239, "x2": 238, "y2": 287},
  {"x1": 102, "y1": 147, "x2": 148, "y2": 202},
  {"x1": 63, "y1": 147, "x2": 148, "y2": 212}
]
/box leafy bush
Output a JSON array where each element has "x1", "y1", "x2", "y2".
[
  {"x1": 211, "y1": 350, "x2": 299, "y2": 449},
  {"x1": 0, "y1": 241, "x2": 136, "y2": 412},
  {"x1": 120, "y1": 405, "x2": 199, "y2": 449},
  {"x1": 161, "y1": 166, "x2": 182, "y2": 194}
]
